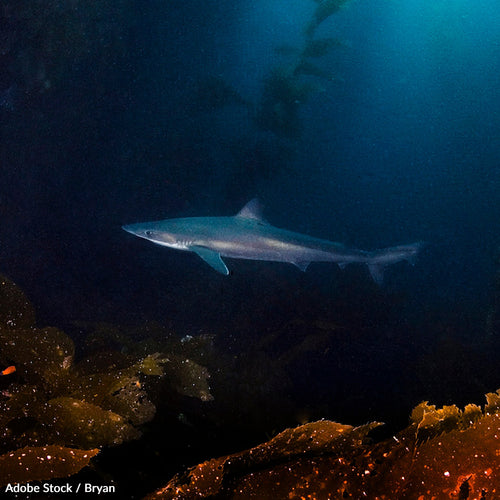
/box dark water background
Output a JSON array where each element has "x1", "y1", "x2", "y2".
[{"x1": 1, "y1": 0, "x2": 500, "y2": 495}]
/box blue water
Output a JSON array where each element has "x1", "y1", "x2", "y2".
[
  {"x1": 132, "y1": 0, "x2": 497, "y2": 314},
  {"x1": 1, "y1": 0, "x2": 499, "y2": 493}
]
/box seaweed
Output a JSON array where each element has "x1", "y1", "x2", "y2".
[
  {"x1": 302, "y1": 37, "x2": 344, "y2": 58},
  {"x1": 162, "y1": 355, "x2": 213, "y2": 402},
  {"x1": 190, "y1": 75, "x2": 250, "y2": 113},
  {"x1": 73, "y1": 323, "x2": 214, "y2": 404},
  {"x1": 0, "y1": 446, "x2": 99, "y2": 488},
  {"x1": 0, "y1": 321, "x2": 158, "y2": 451},
  {"x1": 38, "y1": 398, "x2": 139, "y2": 448},
  {"x1": 256, "y1": 1, "x2": 350, "y2": 138},
  {"x1": 0, "y1": 274, "x2": 212, "y2": 485},
  {"x1": 294, "y1": 60, "x2": 332, "y2": 79},
  {"x1": 0, "y1": 326, "x2": 75, "y2": 393},
  {"x1": 146, "y1": 392, "x2": 500, "y2": 499},
  {"x1": 145, "y1": 420, "x2": 381, "y2": 499},
  {"x1": 255, "y1": 68, "x2": 313, "y2": 138},
  {"x1": 306, "y1": 0, "x2": 351, "y2": 37}
]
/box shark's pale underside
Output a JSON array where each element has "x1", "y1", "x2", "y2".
[{"x1": 123, "y1": 199, "x2": 422, "y2": 283}]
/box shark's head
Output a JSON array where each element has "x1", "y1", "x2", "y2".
[{"x1": 122, "y1": 220, "x2": 192, "y2": 250}]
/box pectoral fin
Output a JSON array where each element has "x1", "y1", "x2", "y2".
[{"x1": 191, "y1": 246, "x2": 229, "y2": 275}]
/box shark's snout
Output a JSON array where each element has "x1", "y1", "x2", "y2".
[
  {"x1": 122, "y1": 223, "x2": 179, "y2": 247},
  {"x1": 122, "y1": 223, "x2": 150, "y2": 239},
  {"x1": 122, "y1": 224, "x2": 139, "y2": 236}
]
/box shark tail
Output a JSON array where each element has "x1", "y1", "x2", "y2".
[{"x1": 367, "y1": 242, "x2": 424, "y2": 285}]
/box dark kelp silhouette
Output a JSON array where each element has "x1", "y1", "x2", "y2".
[
  {"x1": 306, "y1": 0, "x2": 351, "y2": 37},
  {"x1": 190, "y1": 75, "x2": 250, "y2": 113},
  {"x1": 255, "y1": 0, "x2": 349, "y2": 138},
  {"x1": 302, "y1": 37, "x2": 344, "y2": 58},
  {"x1": 187, "y1": 1, "x2": 350, "y2": 139},
  {"x1": 255, "y1": 68, "x2": 313, "y2": 139}
]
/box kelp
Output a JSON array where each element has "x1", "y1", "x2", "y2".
[
  {"x1": 410, "y1": 400, "x2": 482, "y2": 443},
  {"x1": 146, "y1": 392, "x2": 500, "y2": 499},
  {"x1": 38, "y1": 398, "x2": 139, "y2": 448},
  {"x1": 255, "y1": 68, "x2": 315, "y2": 138},
  {"x1": 306, "y1": 0, "x2": 351, "y2": 37},
  {"x1": 302, "y1": 37, "x2": 344, "y2": 58},
  {"x1": 0, "y1": 327, "x2": 74, "y2": 393},
  {"x1": 0, "y1": 274, "x2": 212, "y2": 485},
  {"x1": 258, "y1": 1, "x2": 350, "y2": 138},
  {"x1": 73, "y1": 323, "x2": 214, "y2": 403},
  {"x1": 274, "y1": 44, "x2": 301, "y2": 57},
  {"x1": 0, "y1": 274, "x2": 143, "y2": 482},
  {"x1": 162, "y1": 355, "x2": 213, "y2": 402},
  {"x1": 0, "y1": 338, "x2": 160, "y2": 452},
  {"x1": 190, "y1": 75, "x2": 249, "y2": 112},
  {"x1": 294, "y1": 60, "x2": 332, "y2": 79},
  {"x1": 146, "y1": 420, "x2": 381, "y2": 499},
  {"x1": 0, "y1": 446, "x2": 99, "y2": 488}
]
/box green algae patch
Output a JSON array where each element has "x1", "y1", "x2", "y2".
[{"x1": 0, "y1": 445, "x2": 98, "y2": 487}]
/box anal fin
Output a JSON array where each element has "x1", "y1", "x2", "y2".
[{"x1": 368, "y1": 263, "x2": 385, "y2": 285}]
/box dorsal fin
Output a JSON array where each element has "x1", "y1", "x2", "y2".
[{"x1": 236, "y1": 198, "x2": 265, "y2": 221}]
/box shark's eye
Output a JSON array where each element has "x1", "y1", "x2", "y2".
[{"x1": 145, "y1": 230, "x2": 153, "y2": 237}]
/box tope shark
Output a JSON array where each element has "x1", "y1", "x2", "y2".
[{"x1": 123, "y1": 199, "x2": 422, "y2": 283}]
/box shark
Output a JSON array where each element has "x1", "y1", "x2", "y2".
[{"x1": 123, "y1": 199, "x2": 422, "y2": 283}]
